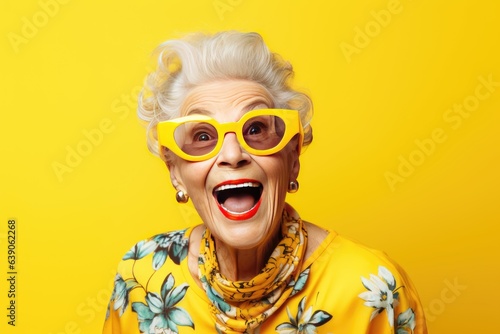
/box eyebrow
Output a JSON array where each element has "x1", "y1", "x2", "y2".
[
  {"x1": 184, "y1": 99, "x2": 272, "y2": 117},
  {"x1": 185, "y1": 108, "x2": 213, "y2": 117}
]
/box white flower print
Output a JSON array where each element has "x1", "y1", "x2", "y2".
[
  {"x1": 275, "y1": 296, "x2": 332, "y2": 333},
  {"x1": 358, "y1": 266, "x2": 402, "y2": 327}
]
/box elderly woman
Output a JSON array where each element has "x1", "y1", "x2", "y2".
[{"x1": 103, "y1": 31, "x2": 427, "y2": 334}]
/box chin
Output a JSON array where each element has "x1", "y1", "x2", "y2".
[
  {"x1": 218, "y1": 225, "x2": 268, "y2": 250},
  {"x1": 211, "y1": 203, "x2": 281, "y2": 250}
]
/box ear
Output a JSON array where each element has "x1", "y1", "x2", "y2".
[
  {"x1": 289, "y1": 136, "x2": 301, "y2": 181},
  {"x1": 168, "y1": 161, "x2": 188, "y2": 194},
  {"x1": 291, "y1": 150, "x2": 300, "y2": 181},
  {"x1": 163, "y1": 147, "x2": 186, "y2": 192}
]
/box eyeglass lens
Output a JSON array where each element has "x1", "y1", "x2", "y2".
[{"x1": 173, "y1": 115, "x2": 286, "y2": 156}]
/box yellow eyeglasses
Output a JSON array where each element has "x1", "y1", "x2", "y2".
[{"x1": 157, "y1": 109, "x2": 304, "y2": 162}]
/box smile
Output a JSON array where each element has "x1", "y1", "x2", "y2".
[{"x1": 213, "y1": 179, "x2": 263, "y2": 220}]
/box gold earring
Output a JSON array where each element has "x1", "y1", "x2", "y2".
[
  {"x1": 288, "y1": 181, "x2": 299, "y2": 193},
  {"x1": 176, "y1": 190, "x2": 189, "y2": 203}
]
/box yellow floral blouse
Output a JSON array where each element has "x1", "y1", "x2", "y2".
[{"x1": 103, "y1": 224, "x2": 427, "y2": 333}]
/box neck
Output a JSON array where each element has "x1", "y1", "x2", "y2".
[{"x1": 215, "y1": 226, "x2": 281, "y2": 281}]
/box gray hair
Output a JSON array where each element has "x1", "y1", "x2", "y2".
[{"x1": 138, "y1": 31, "x2": 313, "y2": 157}]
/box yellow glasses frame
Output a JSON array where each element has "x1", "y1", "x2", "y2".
[{"x1": 157, "y1": 109, "x2": 304, "y2": 162}]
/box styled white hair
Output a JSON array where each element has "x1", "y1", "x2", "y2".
[{"x1": 138, "y1": 31, "x2": 313, "y2": 157}]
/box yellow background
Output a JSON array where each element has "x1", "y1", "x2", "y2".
[{"x1": 1, "y1": 0, "x2": 499, "y2": 332}]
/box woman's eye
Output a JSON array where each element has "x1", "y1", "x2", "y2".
[
  {"x1": 195, "y1": 132, "x2": 211, "y2": 141},
  {"x1": 247, "y1": 122, "x2": 266, "y2": 135}
]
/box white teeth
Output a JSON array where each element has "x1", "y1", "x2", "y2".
[{"x1": 215, "y1": 182, "x2": 260, "y2": 192}]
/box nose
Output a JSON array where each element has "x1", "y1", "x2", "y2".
[{"x1": 216, "y1": 133, "x2": 250, "y2": 168}]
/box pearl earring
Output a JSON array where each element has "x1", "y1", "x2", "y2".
[
  {"x1": 288, "y1": 181, "x2": 299, "y2": 193},
  {"x1": 175, "y1": 190, "x2": 189, "y2": 203}
]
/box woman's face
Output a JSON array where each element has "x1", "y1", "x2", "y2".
[{"x1": 167, "y1": 79, "x2": 300, "y2": 250}]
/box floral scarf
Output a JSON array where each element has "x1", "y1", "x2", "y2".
[{"x1": 198, "y1": 205, "x2": 308, "y2": 333}]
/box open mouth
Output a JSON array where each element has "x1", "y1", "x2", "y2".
[{"x1": 213, "y1": 180, "x2": 263, "y2": 220}]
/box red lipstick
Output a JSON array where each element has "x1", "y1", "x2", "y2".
[{"x1": 213, "y1": 179, "x2": 263, "y2": 221}]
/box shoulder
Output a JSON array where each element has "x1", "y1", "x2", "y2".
[
  {"x1": 106, "y1": 229, "x2": 198, "y2": 330},
  {"x1": 330, "y1": 233, "x2": 404, "y2": 274},
  {"x1": 305, "y1": 224, "x2": 414, "y2": 288},
  {"x1": 300, "y1": 225, "x2": 427, "y2": 332}
]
